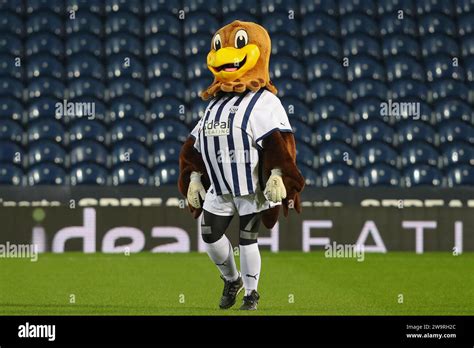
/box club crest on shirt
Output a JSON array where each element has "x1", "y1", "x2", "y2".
[{"x1": 204, "y1": 119, "x2": 231, "y2": 136}]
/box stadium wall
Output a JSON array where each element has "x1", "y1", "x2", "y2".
[{"x1": 0, "y1": 187, "x2": 472, "y2": 253}]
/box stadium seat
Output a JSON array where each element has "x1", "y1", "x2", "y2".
[
  {"x1": 0, "y1": 163, "x2": 23, "y2": 185},
  {"x1": 339, "y1": 0, "x2": 376, "y2": 16},
  {"x1": 65, "y1": 10, "x2": 102, "y2": 36},
  {"x1": 438, "y1": 120, "x2": 474, "y2": 144},
  {"x1": 386, "y1": 55, "x2": 425, "y2": 82},
  {"x1": 0, "y1": 11, "x2": 23, "y2": 36},
  {"x1": 69, "y1": 140, "x2": 108, "y2": 167},
  {"x1": 143, "y1": 0, "x2": 180, "y2": 15},
  {"x1": 69, "y1": 119, "x2": 107, "y2": 144},
  {"x1": 306, "y1": 56, "x2": 345, "y2": 81},
  {"x1": 389, "y1": 79, "x2": 429, "y2": 102},
  {"x1": 416, "y1": 0, "x2": 454, "y2": 16},
  {"x1": 272, "y1": 34, "x2": 302, "y2": 59},
  {"x1": 221, "y1": 0, "x2": 259, "y2": 16},
  {"x1": 298, "y1": 164, "x2": 318, "y2": 186},
  {"x1": 340, "y1": 13, "x2": 378, "y2": 37},
  {"x1": 27, "y1": 97, "x2": 62, "y2": 123},
  {"x1": 187, "y1": 77, "x2": 212, "y2": 102},
  {"x1": 273, "y1": 78, "x2": 307, "y2": 101},
  {"x1": 26, "y1": 10, "x2": 63, "y2": 36},
  {"x1": 352, "y1": 97, "x2": 384, "y2": 123},
  {"x1": 346, "y1": 55, "x2": 385, "y2": 82},
  {"x1": 270, "y1": 56, "x2": 305, "y2": 81},
  {"x1": 27, "y1": 140, "x2": 66, "y2": 167},
  {"x1": 0, "y1": 54, "x2": 22, "y2": 79},
  {"x1": 105, "y1": 12, "x2": 141, "y2": 36},
  {"x1": 456, "y1": 0, "x2": 474, "y2": 14},
  {"x1": 403, "y1": 164, "x2": 443, "y2": 187},
  {"x1": 431, "y1": 79, "x2": 469, "y2": 102},
  {"x1": 0, "y1": 120, "x2": 23, "y2": 143},
  {"x1": 281, "y1": 98, "x2": 312, "y2": 125},
  {"x1": 261, "y1": 0, "x2": 298, "y2": 15},
  {"x1": 356, "y1": 120, "x2": 395, "y2": 145},
  {"x1": 183, "y1": 12, "x2": 219, "y2": 36},
  {"x1": 314, "y1": 119, "x2": 353, "y2": 145},
  {"x1": 362, "y1": 164, "x2": 401, "y2": 186},
  {"x1": 343, "y1": 33, "x2": 381, "y2": 59},
  {"x1": 109, "y1": 97, "x2": 147, "y2": 124},
  {"x1": 111, "y1": 163, "x2": 151, "y2": 185},
  {"x1": 222, "y1": 11, "x2": 258, "y2": 24},
  {"x1": 350, "y1": 79, "x2": 388, "y2": 101},
  {"x1": 150, "y1": 97, "x2": 185, "y2": 124},
  {"x1": 67, "y1": 54, "x2": 104, "y2": 80},
  {"x1": 105, "y1": 0, "x2": 142, "y2": 15},
  {"x1": 303, "y1": 34, "x2": 341, "y2": 59},
  {"x1": 27, "y1": 119, "x2": 64, "y2": 144},
  {"x1": 290, "y1": 119, "x2": 313, "y2": 145},
  {"x1": 105, "y1": 33, "x2": 142, "y2": 57},
  {"x1": 262, "y1": 12, "x2": 299, "y2": 37},
  {"x1": 25, "y1": 32, "x2": 63, "y2": 58},
  {"x1": 301, "y1": 13, "x2": 339, "y2": 37},
  {"x1": 111, "y1": 140, "x2": 149, "y2": 167},
  {"x1": 110, "y1": 119, "x2": 148, "y2": 144},
  {"x1": 440, "y1": 142, "x2": 474, "y2": 167},
  {"x1": 309, "y1": 79, "x2": 347, "y2": 101},
  {"x1": 320, "y1": 163, "x2": 359, "y2": 187},
  {"x1": 311, "y1": 97, "x2": 352, "y2": 125},
  {"x1": 418, "y1": 14, "x2": 456, "y2": 37},
  {"x1": 27, "y1": 163, "x2": 67, "y2": 185},
  {"x1": 458, "y1": 13, "x2": 474, "y2": 36},
  {"x1": 421, "y1": 34, "x2": 459, "y2": 57},
  {"x1": 446, "y1": 164, "x2": 474, "y2": 186},
  {"x1": 396, "y1": 121, "x2": 436, "y2": 145},
  {"x1": 400, "y1": 141, "x2": 439, "y2": 167},
  {"x1": 27, "y1": 77, "x2": 65, "y2": 100},
  {"x1": 379, "y1": 13, "x2": 417, "y2": 36},
  {"x1": 358, "y1": 141, "x2": 399, "y2": 168},
  {"x1": 152, "y1": 140, "x2": 182, "y2": 167},
  {"x1": 149, "y1": 77, "x2": 186, "y2": 100},
  {"x1": 151, "y1": 119, "x2": 189, "y2": 144},
  {"x1": 0, "y1": 140, "x2": 23, "y2": 164},
  {"x1": 317, "y1": 141, "x2": 357, "y2": 167},
  {"x1": 382, "y1": 34, "x2": 420, "y2": 58},
  {"x1": 185, "y1": 55, "x2": 209, "y2": 81},
  {"x1": 0, "y1": 77, "x2": 23, "y2": 100},
  {"x1": 68, "y1": 78, "x2": 106, "y2": 100},
  {"x1": 65, "y1": 33, "x2": 102, "y2": 57},
  {"x1": 0, "y1": 33, "x2": 22, "y2": 57},
  {"x1": 144, "y1": 13, "x2": 181, "y2": 37},
  {"x1": 434, "y1": 99, "x2": 474, "y2": 124},
  {"x1": 107, "y1": 55, "x2": 144, "y2": 81},
  {"x1": 108, "y1": 77, "x2": 145, "y2": 100},
  {"x1": 70, "y1": 163, "x2": 109, "y2": 186},
  {"x1": 296, "y1": 142, "x2": 317, "y2": 169},
  {"x1": 153, "y1": 163, "x2": 179, "y2": 186},
  {"x1": 26, "y1": 53, "x2": 63, "y2": 80}
]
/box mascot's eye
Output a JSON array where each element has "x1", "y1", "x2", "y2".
[
  {"x1": 234, "y1": 30, "x2": 248, "y2": 49},
  {"x1": 213, "y1": 34, "x2": 222, "y2": 51}
]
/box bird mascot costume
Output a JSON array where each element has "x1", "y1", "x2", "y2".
[{"x1": 178, "y1": 21, "x2": 305, "y2": 310}]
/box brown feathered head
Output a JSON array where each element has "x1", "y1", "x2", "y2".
[{"x1": 200, "y1": 20, "x2": 277, "y2": 100}]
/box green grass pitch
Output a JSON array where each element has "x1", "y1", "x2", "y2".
[{"x1": 0, "y1": 252, "x2": 472, "y2": 315}]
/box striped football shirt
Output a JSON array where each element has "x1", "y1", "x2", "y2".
[{"x1": 190, "y1": 89, "x2": 293, "y2": 197}]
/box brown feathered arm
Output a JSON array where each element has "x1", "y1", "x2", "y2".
[
  {"x1": 178, "y1": 136, "x2": 210, "y2": 218},
  {"x1": 261, "y1": 131, "x2": 305, "y2": 229}
]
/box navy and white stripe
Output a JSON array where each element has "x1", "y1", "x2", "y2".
[{"x1": 190, "y1": 89, "x2": 293, "y2": 197}]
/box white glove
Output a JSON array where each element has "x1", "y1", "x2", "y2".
[
  {"x1": 264, "y1": 168, "x2": 287, "y2": 203},
  {"x1": 187, "y1": 171, "x2": 206, "y2": 208}
]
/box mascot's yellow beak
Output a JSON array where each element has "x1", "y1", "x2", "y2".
[{"x1": 207, "y1": 45, "x2": 260, "y2": 82}]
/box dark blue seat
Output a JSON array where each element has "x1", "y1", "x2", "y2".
[
  {"x1": 362, "y1": 164, "x2": 401, "y2": 186},
  {"x1": 151, "y1": 119, "x2": 189, "y2": 143},
  {"x1": 352, "y1": 97, "x2": 384, "y2": 122},
  {"x1": 65, "y1": 32, "x2": 102, "y2": 57},
  {"x1": 350, "y1": 79, "x2": 388, "y2": 101},
  {"x1": 298, "y1": 164, "x2": 318, "y2": 186},
  {"x1": 446, "y1": 164, "x2": 474, "y2": 186},
  {"x1": 111, "y1": 163, "x2": 150, "y2": 185},
  {"x1": 273, "y1": 78, "x2": 307, "y2": 101},
  {"x1": 382, "y1": 99, "x2": 433, "y2": 124},
  {"x1": 379, "y1": 13, "x2": 417, "y2": 36},
  {"x1": 358, "y1": 141, "x2": 399, "y2": 167},
  {"x1": 107, "y1": 54, "x2": 144, "y2": 81},
  {"x1": 270, "y1": 56, "x2": 305, "y2": 81},
  {"x1": 343, "y1": 33, "x2": 381, "y2": 59},
  {"x1": 186, "y1": 55, "x2": 211, "y2": 81},
  {"x1": 26, "y1": 10, "x2": 63, "y2": 36},
  {"x1": 281, "y1": 97, "x2": 312, "y2": 125},
  {"x1": 27, "y1": 119, "x2": 65, "y2": 144},
  {"x1": 271, "y1": 34, "x2": 302, "y2": 59},
  {"x1": 149, "y1": 69, "x2": 187, "y2": 98},
  {"x1": 461, "y1": 35, "x2": 474, "y2": 57},
  {"x1": 458, "y1": 13, "x2": 474, "y2": 36},
  {"x1": 456, "y1": 0, "x2": 474, "y2": 14},
  {"x1": 187, "y1": 77, "x2": 211, "y2": 102},
  {"x1": 184, "y1": 34, "x2": 209, "y2": 57},
  {"x1": 68, "y1": 78, "x2": 106, "y2": 100},
  {"x1": 340, "y1": 13, "x2": 378, "y2": 37},
  {"x1": 314, "y1": 119, "x2": 353, "y2": 145},
  {"x1": 386, "y1": 55, "x2": 425, "y2": 82},
  {"x1": 105, "y1": 12, "x2": 141, "y2": 36},
  {"x1": 419, "y1": 13, "x2": 456, "y2": 36},
  {"x1": 320, "y1": 163, "x2": 359, "y2": 186},
  {"x1": 26, "y1": 97, "x2": 61, "y2": 123},
  {"x1": 390, "y1": 79, "x2": 429, "y2": 102},
  {"x1": 147, "y1": 55, "x2": 184, "y2": 80},
  {"x1": 0, "y1": 77, "x2": 23, "y2": 100},
  {"x1": 153, "y1": 163, "x2": 179, "y2": 186},
  {"x1": 152, "y1": 140, "x2": 182, "y2": 166},
  {"x1": 183, "y1": 12, "x2": 219, "y2": 36},
  {"x1": 187, "y1": 100, "x2": 207, "y2": 125},
  {"x1": 67, "y1": 54, "x2": 104, "y2": 80},
  {"x1": 105, "y1": 0, "x2": 142, "y2": 15},
  {"x1": 396, "y1": 121, "x2": 436, "y2": 145},
  {"x1": 150, "y1": 97, "x2": 186, "y2": 124},
  {"x1": 0, "y1": 33, "x2": 22, "y2": 56},
  {"x1": 69, "y1": 119, "x2": 107, "y2": 144},
  {"x1": 65, "y1": 10, "x2": 102, "y2": 36},
  {"x1": 356, "y1": 120, "x2": 395, "y2": 145},
  {"x1": 0, "y1": 97, "x2": 23, "y2": 122},
  {"x1": 1, "y1": 0, "x2": 25, "y2": 14},
  {"x1": 430, "y1": 79, "x2": 469, "y2": 102},
  {"x1": 311, "y1": 97, "x2": 352, "y2": 125},
  {"x1": 0, "y1": 140, "x2": 23, "y2": 164},
  {"x1": 221, "y1": 0, "x2": 259, "y2": 16},
  {"x1": 382, "y1": 34, "x2": 420, "y2": 58},
  {"x1": 290, "y1": 119, "x2": 313, "y2": 145},
  {"x1": 306, "y1": 55, "x2": 344, "y2": 81},
  {"x1": 0, "y1": 163, "x2": 23, "y2": 185},
  {"x1": 69, "y1": 140, "x2": 108, "y2": 166},
  {"x1": 416, "y1": 0, "x2": 454, "y2": 16},
  {"x1": 111, "y1": 140, "x2": 149, "y2": 167},
  {"x1": 346, "y1": 55, "x2": 385, "y2": 81},
  {"x1": 303, "y1": 34, "x2": 340, "y2": 59},
  {"x1": 300, "y1": 0, "x2": 337, "y2": 15},
  {"x1": 27, "y1": 163, "x2": 67, "y2": 185},
  {"x1": 26, "y1": 0, "x2": 64, "y2": 14},
  {"x1": 27, "y1": 140, "x2": 66, "y2": 167},
  {"x1": 295, "y1": 142, "x2": 317, "y2": 169},
  {"x1": 0, "y1": 11, "x2": 23, "y2": 36},
  {"x1": 26, "y1": 53, "x2": 63, "y2": 80},
  {"x1": 434, "y1": 99, "x2": 473, "y2": 124},
  {"x1": 70, "y1": 163, "x2": 109, "y2": 185},
  {"x1": 301, "y1": 13, "x2": 339, "y2": 37},
  {"x1": 110, "y1": 119, "x2": 148, "y2": 144},
  {"x1": 144, "y1": 13, "x2": 181, "y2": 37},
  {"x1": 0, "y1": 120, "x2": 22, "y2": 143},
  {"x1": 0, "y1": 53, "x2": 21, "y2": 79},
  {"x1": 261, "y1": 0, "x2": 298, "y2": 15},
  {"x1": 144, "y1": 0, "x2": 180, "y2": 15},
  {"x1": 262, "y1": 12, "x2": 299, "y2": 37},
  {"x1": 27, "y1": 77, "x2": 65, "y2": 100},
  {"x1": 421, "y1": 34, "x2": 459, "y2": 57},
  {"x1": 25, "y1": 32, "x2": 63, "y2": 58},
  {"x1": 144, "y1": 34, "x2": 183, "y2": 58},
  {"x1": 339, "y1": 0, "x2": 376, "y2": 16},
  {"x1": 440, "y1": 142, "x2": 473, "y2": 167},
  {"x1": 403, "y1": 164, "x2": 443, "y2": 187},
  {"x1": 438, "y1": 120, "x2": 473, "y2": 144},
  {"x1": 317, "y1": 141, "x2": 357, "y2": 167},
  {"x1": 400, "y1": 141, "x2": 439, "y2": 167},
  {"x1": 184, "y1": 0, "x2": 221, "y2": 16},
  {"x1": 67, "y1": 96, "x2": 107, "y2": 123},
  {"x1": 66, "y1": 0, "x2": 103, "y2": 14},
  {"x1": 109, "y1": 96, "x2": 147, "y2": 124},
  {"x1": 309, "y1": 79, "x2": 347, "y2": 101},
  {"x1": 108, "y1": 77, "x2": 145, "y2": 100},
  {"x1": 222, "y1": 11, "x2": 258, "y2": 24},
  {"x1": 465, "y1": 56, "x2": 474, "y2": 82},
  {"x1": 105, "y1": 33, "x2": 142, "y2": 57}
]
